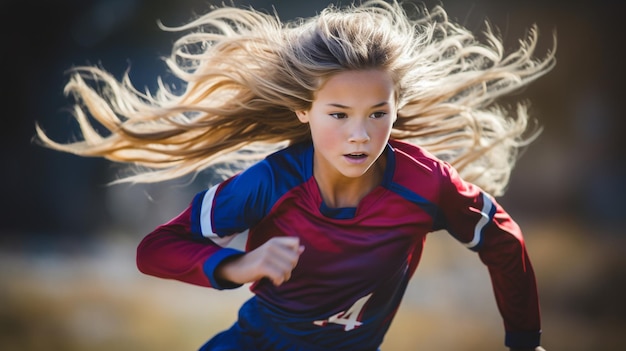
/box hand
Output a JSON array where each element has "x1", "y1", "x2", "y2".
[
  {"x1": 215, "y1": 236, "x2": 305, "y2": 286},
  {"x1": 509, "y1": 347, "x2": 546, "y2": 351}
]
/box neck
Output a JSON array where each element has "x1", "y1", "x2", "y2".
[{"x1": 314, "y1": 156, "x2": 386, "y2": 208}]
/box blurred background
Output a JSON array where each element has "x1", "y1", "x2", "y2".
[{"x1": 1, "y1": 0, "x2": 624, "y2": 350}]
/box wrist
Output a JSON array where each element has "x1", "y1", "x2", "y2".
[
  {"x1": 215, "y1": 253, "x2": 247, "y2": 284},
  {"x1": 203, "y1": 248, "x2": 245, "y2": 289}
]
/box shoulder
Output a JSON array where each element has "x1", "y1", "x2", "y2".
[
  {"x1": 218, "y1": 141, "x2": 313, "y2": 202},
  {"x1": 264, "y1": 141, "x2": 313, "y2": 176},
  {"x1": 196, "y1": 142, "x2": 314, "y2": 234},
  {"x1": 387, "y1": 139, "x2": 460, "y2": 202},
  {"x1": 247, "y1": 141, "x2": 313, "y2": 185},
  {"x1": 389, "y1": 139, "x2": 448, "y2": 178}
]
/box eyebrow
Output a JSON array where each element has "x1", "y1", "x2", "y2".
[{"x1": 326, "y1": 101, "x2": 389, "y2": 109}]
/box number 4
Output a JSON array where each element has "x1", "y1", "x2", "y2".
[{"x1": 313, "y1": 293, "x2": 373, "y2": 331}]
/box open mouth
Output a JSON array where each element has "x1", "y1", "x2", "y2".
[{"x1": 345, "y1": 153, "x2": 367, "y2": 160}]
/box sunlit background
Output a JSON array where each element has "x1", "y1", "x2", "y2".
[{"x1": 1, "y1": 0, "x2": 625, "y2": 350}]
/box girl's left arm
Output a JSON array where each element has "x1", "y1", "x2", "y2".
[{"x1": 437, "y1": 162, "x2": 542, "y2": 350}]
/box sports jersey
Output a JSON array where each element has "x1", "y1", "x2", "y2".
[{"x1": 136, "y1": 139, "x2": 542, "y2": 350}]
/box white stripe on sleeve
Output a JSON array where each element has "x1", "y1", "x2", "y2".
[
  {"x1": 200, "y1": 184, "x2": 249, "y2": 251},
  {"x1": 200, "y1": 184, "x2": 219, "y2": 237},
  {"x1": 464, "y1": 192, "x2": 494, "y2": 250}
]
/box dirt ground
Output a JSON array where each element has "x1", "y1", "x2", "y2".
[{"x1": 1, "y1": 219, "x2": 625, "y2": 350}]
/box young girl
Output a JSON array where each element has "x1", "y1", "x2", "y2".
[{"x1": 36, "y1": 1, "x2": 555, "y2": 350}]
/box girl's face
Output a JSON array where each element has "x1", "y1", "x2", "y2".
[{"x1": 296, "y1": 69, "x2": 397, "y2": 182}]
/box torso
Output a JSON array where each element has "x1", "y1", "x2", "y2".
[{"x1": 204, "y1": 140, "x2": 447, "y2": 349}]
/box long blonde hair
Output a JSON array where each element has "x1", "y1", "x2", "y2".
[{"x1": 35, "y1": 0, "x2": 555, "y2": 195}]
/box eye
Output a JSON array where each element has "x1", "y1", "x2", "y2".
[
  {"x1": 330, "y1": 112, "x2": 348, "y2": 119},
  {"x1": 370, "y1": 112, "x2": 387, "y2": 119}
]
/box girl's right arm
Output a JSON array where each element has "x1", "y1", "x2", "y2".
[
  {"x1": 136, "y1": 205, "x2": 245, "y2": 289},
  {"x1": 215, "y1": 237, "x2": 304, "y2": 287},
  {"x1": 136, "y1": 204, "x2": 305, "y2": 289}
]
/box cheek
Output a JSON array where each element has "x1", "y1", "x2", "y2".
[
  {"x1": 310, "y1": 122, "x2": 345, "y2": 153},
  {"x1": 374, "y1": 125, "x2": 393, "y2": 141},
  {"x1": 311, "y1": 123, "x2": 340, "y2": 146},
  {"x1": 362, "y1": 122, "x2": 389, "y2": 143}
]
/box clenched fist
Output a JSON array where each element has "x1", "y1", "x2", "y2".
[{"x1": 215, "y1": 237, "x2": 305, "y2": 286}]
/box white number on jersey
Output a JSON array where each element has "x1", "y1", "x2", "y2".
[{"x1": 313, "y1": 293, "x2": 373, "y2": 331}]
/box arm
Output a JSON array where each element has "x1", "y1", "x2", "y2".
[
  {"x1": 215, "y1": 236, "x2": 305, "y2": 286},
  {"x1": 477, "y1": 199, "x2": 542, "y2": 349},
  {"x1": 137, "y1": 156, "x2": 306, "y2": 289},
  {"x1": 437, "y1": 162, "x2": 543, "y2": 349},
  {"x1": 137, "y1": 162, "x2": 270, "y2": 289},
  {"x1": 136, "y1": 205, "x2": 245, "y2": 289},
  {"x1": 137, "y1": 204, "x2": 305, "y2": 288}
]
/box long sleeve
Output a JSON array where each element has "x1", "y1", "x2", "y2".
[
  {"x1": 437, "y1": 162, "x2": 541, "y2": 349},
  {"x1": 136, "y1": 158, "x2": 279, "y2": 290},
  {"x1": 136, "y1": 205, "x2": 244, "y2": 289},
  {"x1": 475, "y1": 197, "x2": 541, "y2": 348}
]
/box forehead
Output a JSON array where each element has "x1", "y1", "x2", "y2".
[{"x1": 314, "y1": 69, "x2": 396, "y2": 104}]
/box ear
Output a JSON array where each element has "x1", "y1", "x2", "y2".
[{"x1": 295, "y1": 110, "x2": 310, "y2": 123}]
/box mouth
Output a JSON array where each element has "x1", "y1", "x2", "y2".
[{"x1": 344, "y1": 152, "x2": 368, "y2": 160}]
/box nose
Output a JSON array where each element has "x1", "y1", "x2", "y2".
[{"x1": 348, "y1": 119, "x2": 371, "y2": 143}]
